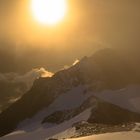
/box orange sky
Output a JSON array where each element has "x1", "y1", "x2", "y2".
[{"x1": 0, "y1": 0, "x2": 140, "y2": 73}]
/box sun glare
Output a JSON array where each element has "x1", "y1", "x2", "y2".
[{"x1": 31, "y1": 0, "x2": 67, "y2": 25}]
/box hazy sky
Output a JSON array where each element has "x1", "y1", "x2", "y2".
[{"x1": 0, "y1": 0, "x2": 140, "y2": 73}]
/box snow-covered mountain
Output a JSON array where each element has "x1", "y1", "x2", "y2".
[{"x1": 0, "y1": 48, "x2": 140, "y2": 140}]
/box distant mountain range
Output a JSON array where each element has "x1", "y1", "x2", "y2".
[{"x1": 0, "y1": 48, "x2": 140, "y2": 139}]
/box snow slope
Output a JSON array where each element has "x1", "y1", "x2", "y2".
[
  {"x1": 17, "y1": 85, "x2": 92, "y2": 131},
  {"x1": 0, "y1": 108, "x2": 91, "y2": 140}
]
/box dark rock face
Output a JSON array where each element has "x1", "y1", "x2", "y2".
[
  {"x1": 0, "y1": 48, "x2": 140, "y2": 137},
  {"x1": 42, "y1": 110, "x2": 71, "y2": 124},
  {"x1": 88, "y1": 99, "x2": 140, "y2": 124}
]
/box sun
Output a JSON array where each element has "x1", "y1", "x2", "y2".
[{"x1": 31, "y1": 0, "x2": 67, "y2": 25}]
